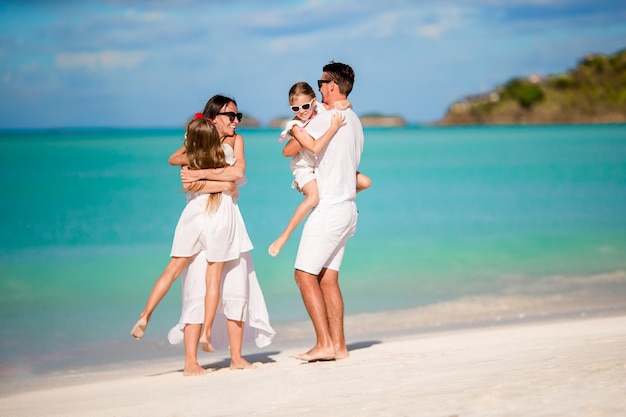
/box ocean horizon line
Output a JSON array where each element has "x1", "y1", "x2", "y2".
[{"x1": 3, "y1": 122, "x2": 626, "y2": 134}]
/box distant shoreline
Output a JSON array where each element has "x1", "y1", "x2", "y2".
[{"x1": 438, "y1": 48, "x2": 626, "y2": 126}]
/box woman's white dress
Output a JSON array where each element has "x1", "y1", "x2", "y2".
[{"x1": 167, "y1": 143, "x2": 275, "y2": 349}]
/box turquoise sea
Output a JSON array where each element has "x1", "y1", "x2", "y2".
[{"x1": 1, "y1": 125, "x2": 626, "y2": 379}]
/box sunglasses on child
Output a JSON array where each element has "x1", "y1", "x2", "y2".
[
  {"x1": 217, "y1": 112, "x2": 243, "y2": 122},
  {"x1": 291, "y1": 99, "x2": 315, "y2": 112}
]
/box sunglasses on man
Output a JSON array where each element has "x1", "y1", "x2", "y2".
[
  {"x1": 217, "y1": 112, "x2": 243, "y2": 122},
  {"x1": 317, "y1": 79, "x2": 333, "y2": 89}
]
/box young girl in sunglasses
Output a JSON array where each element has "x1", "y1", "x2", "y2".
[{"x1": 268, "y1": 82, "x2": 371, "y2": 257}]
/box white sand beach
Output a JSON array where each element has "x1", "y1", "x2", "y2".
[{"x1": 1, "y1": 308, "x2": 625, "y2": 417}]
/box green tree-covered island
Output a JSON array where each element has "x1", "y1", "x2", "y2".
[{"x1": 438, "y1": 48, "x2": 626, "y2": 125}]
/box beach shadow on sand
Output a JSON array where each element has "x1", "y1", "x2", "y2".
[
  {"x1": 200, "y1": 350, "x2": 281, "y2": 371},
  {"x1": 347, "y1": 340, "x2": 382, "y2": 352},
  {"x1": 148, "y1": 351, "x2": 281, "y2": 376},
  {"x1": 152, "y1": 342, "x2": 382, "y2": 375}
]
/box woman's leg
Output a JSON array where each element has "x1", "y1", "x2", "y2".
[
  {"x1": 131, "y1": 256, "x2": 191, "y2": 340},
  {"x1": 268, "y1": 179, "x2": 319, "y2": 256},
  {"x1": 200, "y1": 261, "x2": 225, "y2": 352},
  {"x1": 182, "y1": 323, "x2": 207, "y2": 376},
  {"x1": 227, "y1": 319, "x2": 253, "y2": 370}
]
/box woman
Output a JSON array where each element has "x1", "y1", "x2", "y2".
[{"x1": 131, "y1": 95, "x2": 275, "y2": 374}]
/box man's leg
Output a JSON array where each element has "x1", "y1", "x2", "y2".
[
  {"x1": 319, "y1": 267, "x2": 348, "y2": 359},
  {"x1": 294, "y1": 268, "x2": 336, "y2": 361}
]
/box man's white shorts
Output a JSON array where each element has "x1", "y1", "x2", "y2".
[{"x1": 294, "y1": 201, "x2": 358, "y2": 275}]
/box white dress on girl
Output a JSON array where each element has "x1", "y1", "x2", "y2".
[{"x1": 167, "y1": 143, "x2": 275, "y2": 349}]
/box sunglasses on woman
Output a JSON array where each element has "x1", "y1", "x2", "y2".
[
  {"x1": 217, "y1": 112, "x2": 243, "y2": 122},
  {"x1": 291, "y1": 99, "x2": 315, "y2": 113}
]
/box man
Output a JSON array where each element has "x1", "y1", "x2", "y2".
[{"x1": 291, "y1": 61, "x2": 364, "y2": 361}]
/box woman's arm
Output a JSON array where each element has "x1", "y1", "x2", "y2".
[
  {"x1": 170, "y1": 142, "x2": 242, "y2": 185},
  {"x1": 184, "y1": 179, "x2": 237, "y2": 195},
  {"x1": 171, "y1": 146, "x2": 237, "y2": 193},
  {"x1": 291, "y1": 112, "x2": 345, "y2": 155},
  {"x1": 230, "y1": 133, "x2": 246, "y2": 175},
  {"x1": 168, "y1": 146, "x2": 188, "y2": 166},
  {"x1": 180, "y1": 134, "x2": 246, "y2": 183}
]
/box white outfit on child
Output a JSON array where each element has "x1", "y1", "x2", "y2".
[
  {"x1": 167, "y1": 142, "x2": 275, "y2": 349},
  {"x1": 280, "y1": 104, "x2": 331, "y2": 191}
]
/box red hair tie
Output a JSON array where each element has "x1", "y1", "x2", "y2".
[{"x1": 194, "y1": 112, "x2": 204, "y2": 119}]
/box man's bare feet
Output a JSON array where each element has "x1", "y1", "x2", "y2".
[
  {"x1": 130, "y1": 317, "x2": 148, "y2": 340},
  {"x1": 295, "y1": 346, "x2": 336, "y2": 362},
  {"x1": 268, "y1": 235, "x2": 288, "y2": 257},
  {"x1": 334, "y1": 349, "x2": 349, "y2": 360},
  {"x1": 183, "y1": 362, "x2": 209, "y2": 376},
  {"x1": 230, "y1": 358, "x2": 255, "y2": 370}
]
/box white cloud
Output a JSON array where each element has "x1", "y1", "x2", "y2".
[
  {"x1": 359, "y1": 11, "x2": 401, "y2": 38},
  {"x1": 418, "y1": 23, "x2": 446, "y2": 39},
  {"x1": 133, "y1": 11, "x2": 169, "y2": 22},
  {"x1": 2, "y1": 0, "x2": 625, "y2": 127},
  {"x1": 333, "y1": 5, "x2": 467, "y2": 40},
  {"x1": 55, "y1": 51, "x2": 146, "y2": 70},
  {"x1": 414, "y1": 6, "x2": 466, "y2": 39}
]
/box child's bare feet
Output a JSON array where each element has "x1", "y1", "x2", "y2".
[
  {"x1": 130, "y1": 317, "x2": 148, "y2": 340},
  {"x1": 199, "y1": 334, "x2": 215, "y2": 353}
]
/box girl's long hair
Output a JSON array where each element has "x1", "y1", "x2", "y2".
[{"x1": 185, "y1": 117, "x2": 227, "y2": 213}]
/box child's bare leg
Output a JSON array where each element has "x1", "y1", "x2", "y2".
[
  {"x1": 183, "y1": 323, "x2": 208, "y2": 376},
  {"x1": 356, "y1": 171, "x2": 372, "y2": 193},
  {"x1": 200, "y1": 261, "x2": 225, "y2": 352},
  {"x1": 227, "y1": 319, "x2": 253, "y2": 370},
  {"x1": 268, "y1": 180, "x2": 319, "y2": 256},
  {"x1": 131, "y1": 257, "x2": 190, "y2": 340}
]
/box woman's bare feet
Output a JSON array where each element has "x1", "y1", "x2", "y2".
[
  {"x1": 295, "y1": 346, "x2": 336, "y2": 362},
  {"x1": 183, "y1": 361, "x2": 209, "y2": 376},
  {"x1": 130, "y1": 317, "x2": 148, "y2": 340},
  {"x1": 268, "y1": 235, "x2": 288, "y2": 257},
  {"x1": 230, "y1": 357, "x2": 255, "y2": 370}
]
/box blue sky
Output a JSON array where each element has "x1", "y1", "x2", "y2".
[{"x1": 1, "y1": 0, "x2": 625, "y2": 128}]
